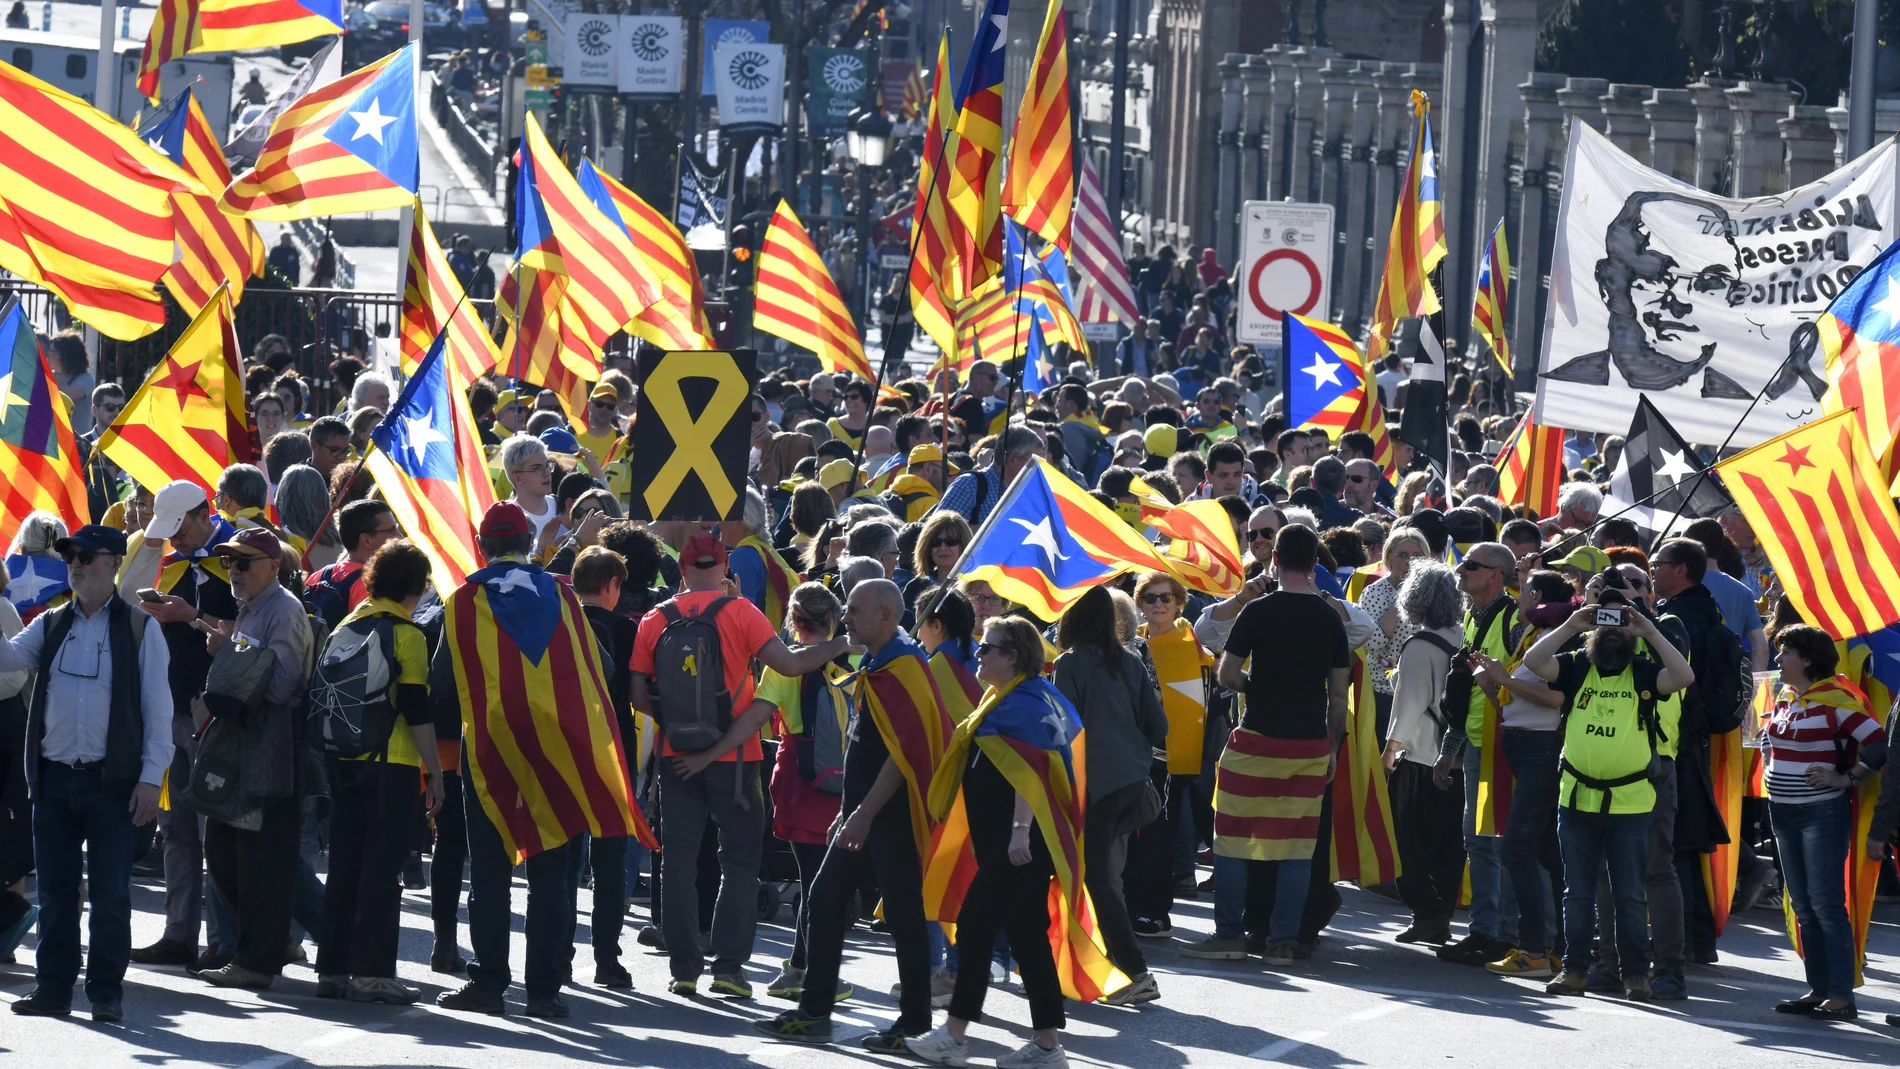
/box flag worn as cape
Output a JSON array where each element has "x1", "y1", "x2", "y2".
[
  {"x1": 737, "y1": 533, "x2": 801, "y2": 632},
  {"x1": 855, "y1": 644, "x2": 956, "y2": 861},
  {"x1": 446, "y1": 561, "x2": 654, "y2": 863},
  {"x1": 1329, "y1": 651, "x2": 1401, "y2": 885}
]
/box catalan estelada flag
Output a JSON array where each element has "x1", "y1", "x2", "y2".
[
  {"x1": 445, "y1": 558, "x2": 654, "y2": 864},
  {"x1": 1002, "y1": 0, "x2": 1072, "y2": 252},
  {"x1": 0, "y1": 299, "x2": 88, "y2": 548},
  {"x1": 580, "y1": 161, "x2": 713, "y2": 351},
  {"x1": 926, "y1": 674, "x2": 1129, "y2": 1001},
  {"x1": 97, "y1": 284, "x2": 252, "y2": 495},
  {"x1": 900, "y1": 53, "x2": 926, "y2": 120},
  {"x1": 1715, "y1": 409, "x2": 1900, "y2": 640},
  {"x1": 221, "y1": 44, "x2": 419, "y2": 220},
  {"x1": 139, "y1": 0, "x2": 343, "y2": 100},
  {"x1": 754, "y1": 199, "x2": 872, "y2": 380},
  {"x1": 1331, "y1": 652, "x2": 1401, "y2": 885},
  {"x1": 1495, "y1": 410, "x2": 1566, "y2": 518},
  {"x1": 1818, "y1": 237, "x2": 1900, "y2": 489},
  {"x1": 853, "y1": 642, "x2": 956, "y2": 861},
  {"x1": 400, "y1": 205, "x2": 498, "y2": 382},
  {"x1": 0, "y1": 61, "x2": 201, "y2": 341},
  {"x1": 959, "y1": 457, "x2": 1169, "y2": 620},
  {"x1": 910, "y1": 30, "x2": 960, "y2": 358},
  {"x1": 1128, "y1": 477, "x2": 1244, "y2": 598},
  {"x1": 365, "y1": 327, "x2": 497, "y2": 595},
  {"x1": 955, "y1": 219, "x2": 1087, "y2": 365},
  {"x1": 1365, "y1": 89, "x2": 1446, "y2": 363},
  {"x1": 1020, "y1": 316, "x2": 1054, "y2": 395},
  {"x1": 943, "y1": 0, "x2": 1008, "y2": 300},
  {"x1": 1471, "y1": 218, "x2": 1511, "y2": 376},
  {"x1": 1285, "y1": 311, "x2": 1370, "y2": 438},
  {"x1": 1703, "y1": 723, "x2": 1746, "y2": 935},
  {"x1": 736, "y1": 533, "x2": 800, "y2": 635},
  {"x1": 138, "y1": 88, "x2": 265, "y2": 318}
]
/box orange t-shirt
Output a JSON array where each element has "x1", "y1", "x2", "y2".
[{"x1": 631, "y1": 590, "x2": 778, "y2": 761}]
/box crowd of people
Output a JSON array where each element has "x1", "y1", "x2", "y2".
[{"x1": 3, "y1": 331, "x2": 1900, "y2": 1064}]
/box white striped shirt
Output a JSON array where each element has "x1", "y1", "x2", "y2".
[{"x1": 1762, "y1": 695, "x2": 1887, "y2": 804}]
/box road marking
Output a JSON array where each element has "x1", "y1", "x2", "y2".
[
  {"x1": 1249, "y1": 1030, "x2": 1328, "y2": 1061},
  {"x1": 234, "y1": 1056, "x2": 298, "y2": 1069}
]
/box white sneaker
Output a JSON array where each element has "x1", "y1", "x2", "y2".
[
  {"x1": 905, "y1": 1027, "x2": 971, "y2": 1067},
  {"x1": 930, "y1": 967, "x2": 957, "y2": 1008},
  {"x1": 996, "y1": 1040, "x2": 1069, "y2": 1068}
]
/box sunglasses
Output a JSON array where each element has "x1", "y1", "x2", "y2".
[
  {"x1": 97, "y1": 402, "x2": 124, "y2": 415},
  {"x1": 227, "y1": 555, "x2": 263, "y2": 572},
  {"x1": 1140, "y1": 592, "x2": 1175, "y2": 605},
  {"x1": 933, "y1": 538, "x2": 965, "y2": 550},
  {"x1": 591, "y1": 400, "x2": 617, "y2": 410},
  {"x1": 1347, "y1": 474, "x2": 1369, "y2": 483},
  {"x1": 752, "y1": 411, "x2": 766, "y2": 422},
  {"x1": 1460, "y1": 560, "x2": 1501, "y2": 573},
  {"x1": 976, "y1": 641, "x2": 1006, "y2": 654},
  {"x1": 61, "y1": 550, "x2": 97, "y2": 566},
  {"x1": 1248, "y1": 528, "x2": 1276, "y2": 542}
]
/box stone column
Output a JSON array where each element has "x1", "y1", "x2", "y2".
[
  {"x1": 1687, "y1": 76, "x2": 1736, "y2": 193},
  {"x1": 1512, "y1": 71, "x2": 1564, "y2": 389},
  {"x1": 1465, "y1": 0, "x2": 1542, "y2": 353},
  {"x1": 1339, "y1": 62, "x2": 1380, "y2": 332},
  {"x1": 1825, "y1": 92, "x2": 1900, "y2": 169},
  {"x1": 1780, "y1": 104, "x2": 1836, "y2": 188},
  {"x1": 1316, "y1": 59, "x2": 1355, "y2": 218},
  {"x1": 1726, "y1": 82, "x2": 1796, "y2": 196},
  {"x1": 1215, "y1": 54, "x2": 1246, "y2": 265},
  {"x1": 1600, "y1": 83, "x2": 1652, "y2": 163},
  {"x1": 1239, "y1": 53, "x2": 1273, "y2": 204},
  {"x1": 1266, "y1": 46, "x2": 1302, "y2": 200},
  {"x1": 1556, "y1": 77, "x2": 1609, "y2": 137},
  {"x1": 1287, "y1": 47, "x2": 1331, "y2": 203},
  {"x1": 1364, "y1": 61, "x2": 1411, "y2": 329},
  {"x1": 1644, "y1": 87, "x2": 1697, "y2": 184}
]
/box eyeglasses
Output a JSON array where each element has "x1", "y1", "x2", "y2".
[
  {"x1": 976, "y1": 641, "x2": 1005, "y2": 655},
  {"x1": 1248, "y1": 528, "x2": 1277, "y2": 542},
  {"x1": 227, "y1": 555, "x2": 261, "y2": 572},
  {"x1": 591, "y1": 400, "x2": 617, "y2": 411},
  {"x1": 61, "y1": 550, "x2": 97, "y2": 566},
  {"x1": 1140, "y1": 592, "x2": 1175, "y2": 605},
  {"x1": 1460, "y1": 560, "x2": 1501, "y2": 573},
  {"x1": 514, "y1": 463, "x2": 551, "y2": 477},
  {"x1": 96, "y1": 402, "x2": 124, "y2": 416},
  {"x1": 1347, "y1": 474, "x2": 1369, "y2": 483},
  {"x1": 1651, "y1": 558, "x2": 1683, "y2": 569},
  {"x1": 933, "y1": 538, "x2": 965, "y2": 550},
  {"x1": 368, "y1": 524, "x2": 400, "y2": 538}
]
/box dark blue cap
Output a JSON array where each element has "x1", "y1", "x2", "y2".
[{"x1": 53, "y1": 524, "x2": 129, "y2": 558}]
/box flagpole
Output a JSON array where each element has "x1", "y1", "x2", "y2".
[{"x1": 920, "y1": 451, "x2": 1037, "y2": 621}]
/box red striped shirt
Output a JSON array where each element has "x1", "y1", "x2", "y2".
[{"x1": 1762, "y1": 698, "x2": 1886, "y2": 803}]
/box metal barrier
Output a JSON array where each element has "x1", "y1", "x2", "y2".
[{"x1": 431, "y1": 73, "x2": 498, "y2": 190}]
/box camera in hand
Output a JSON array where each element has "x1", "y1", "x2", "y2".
[{"x1": 1593, "y1": 604, "x2": 1628, "y2": 628}]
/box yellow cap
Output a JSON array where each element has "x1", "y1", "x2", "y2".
[
  {"x1": 820, "y1": 458, "x2": 856, "y2": 490},
  {"x1": 907, "y1": 443, "x2": 944, "y2": 466},
  {"x1": 496, "y1": 389, "x2": 523, "y2": 411},
  {"x1": 590, "y1": 383, "x2": 619, "y2": 401}
]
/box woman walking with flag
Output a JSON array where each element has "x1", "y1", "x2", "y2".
[{"x1": 908, "y1": 616, "x2": 1100, "y2": 1068}]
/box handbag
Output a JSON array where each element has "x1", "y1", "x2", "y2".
[{"x1": 204, "y1": 641, "x2": 276, "y2": 713}]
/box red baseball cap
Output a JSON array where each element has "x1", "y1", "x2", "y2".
[
  {"x1": 681, "y1": 531, "x2": 728, "y2": 570},
  {"x1": 480, "y1": 501, "x2": 533, "y2": 539}
]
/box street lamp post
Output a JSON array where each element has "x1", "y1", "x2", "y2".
[{"x1": 844, "y1": 106, "x2": 893, "y2": 331}]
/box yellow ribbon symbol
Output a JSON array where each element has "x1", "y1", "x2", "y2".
[{"x1": 642, "y1": 353, "x2": 749, "y2": 519}]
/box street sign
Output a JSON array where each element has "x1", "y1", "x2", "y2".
[
  {"x1": 808, "y1": 47, "x2": 868, "y2": 135},
  {"x1": 701, "y1": 18, "x2": 770, "y2": 97},
  {"x1": 712, "y1": 41, "x2": 786, "y2": 132},
  {"x1": 1235, "y1": 201, "x2": 1334, "y2": 346},
  {"x1": 618, "y1": 14, "x2": 684, "y2": 97}
]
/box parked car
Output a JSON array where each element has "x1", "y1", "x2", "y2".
[{"x1": 364, "y1": 0, "x2": 462, "y2": 50}]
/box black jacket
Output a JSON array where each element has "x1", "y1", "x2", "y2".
[{"x1": 1654, "y1": 584, "x2": 1729, "y2": 853}]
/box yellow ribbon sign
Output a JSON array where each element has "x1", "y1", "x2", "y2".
[{"x1": 632, "y1": 350, "x2": 756, "y2": 520}]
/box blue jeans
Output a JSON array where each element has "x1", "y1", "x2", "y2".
[
  {"x1": 1499, "y1": 729, "x2": 1562, "y2": 954},
  {"x1": 1558, "y1": 806, "x2": 1651, "y2": 976},
  {"x1": 1462, "y1": 744, "x2": 1517, "y2": 943},
  {"x1": 32, "y1": 763, "x2": 136, "y2": 1006},
  {"x1": 1772, "y1": 796, "x2": 1856, "y2": 1002},
  {"x1": 1213, "y1": 852, "x2": 1309, "y2": 946},
  {"x1": 464, "y1": 772, "x2": 581, "y2": 997}
]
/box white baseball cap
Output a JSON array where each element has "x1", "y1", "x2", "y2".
[{"x1": 143, "y1": 480, "x2": 209, "y2": 541}]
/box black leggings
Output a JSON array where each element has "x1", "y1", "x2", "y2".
[
  {"x1": 789, "y1": 840, "x2": 826, "y2": 970},
  {"x1": 430, "y1": 770, "x2": 466, "y2": 947},
  {"x1": 946, "y1": 846, "x2": 1064, "y2": 1032}
]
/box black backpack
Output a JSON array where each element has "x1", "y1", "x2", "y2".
[
  {"x1": 1403, "y1": 631, "x2": 1461, "y2": 727},
  {"x1": 306, "y1": 616, "x2": 399, "y2": 759},
  {"x1": 305, "y1": 562, "x2": 364, "y2": 630},
  {"x1": 1692, "y1": 618, "x2": 1750, "y2": 736},
  {"x1": 796, "y1": 658, "x2": 853, "y2": 794},
  {"x1": 650, "y1": 596, "x2": 736, "y2": 754}
]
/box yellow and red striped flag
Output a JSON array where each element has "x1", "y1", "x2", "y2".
[
  {"x1": 754, "y1": 199, "x2": 872, "y2": 380},
  {"x1": 401, "y1": 205, "x2": 499, "y2": 382},
  {"x1": 1129, "y1": 478, "x2": 1246, "y2": 598},
  {"x1": 137, "y1": 88, "x2": 265, "y2": 317},
  {"x1": 138, "y1": 0, "x2": 343, "y2": 101},
  {"x1": 900, "y1": 53, "x2": 926, "y2": 120},
  {"x1": 1471, "y1": 218, "x2": 1510, "y2": 376},
  {"x1": 221, "y1": 44, "x2": 419, "y2": 220},
  {"x1": 1495, "y1": 410, "x2": 1565, "y2": 518},
  {"x1": 96, "y1": 284, "x2": 253, "y2": 496},
  {"x1": 1331, "y1": 652, "x2": 1402, "y2": 885},
  {"x1": 927, "y1": 674, "x2": 1130, "y2": 1001},
  {"x1": 0, "y1": 62, "x2": 202, "y2": 341},
  {"x1": 583, "y1": 161, "x2": 715, "y2": 351},
  {"x1": 365, "y1": 328, "x2": 497, "y2": 596},
  {"x1": 856, "y1": 648, "x2": 956, "y2": 862},
  {"x1": 1715, "y1": 409, "x2": 1900, "y2": 640},
  {"x1": 0, "y1": 300, "x2": 89, "y2": 547},
  {"x1": 911, "y1": 30, "x2": 961, "y2": 358},
  {"x1": 443, "y1": 555, "x2": 654, "y2": 865},
  {"x1": 1002, "y1": 0, "x2": 1073, "y2": 252},
  {"x1": 955, "y1": 278, "x2": 1087, "y2": 365},
  {"x1": 942, "y1": 0, "x2": 1008, "y2": 300},
  {"x1": 497, "y1": 265, "x2": 593, "y2": 422},
  {"x1": 1365, "y1": 90, "x2": 1446, "y2": 363}
]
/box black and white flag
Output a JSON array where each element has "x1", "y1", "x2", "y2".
[
  {"x1": 1397, "y1": 317, "x2": 1448, "y2": 472},
  {"x1": 1604, "y1": 395, "x2": 1733, "y2": 540}
]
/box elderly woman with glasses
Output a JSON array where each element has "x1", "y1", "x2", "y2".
[{"x1": 1356, "y1": 527, "x2": 1434, "y2": 740}]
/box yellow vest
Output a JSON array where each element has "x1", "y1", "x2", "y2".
[{"x1": 1560, "y1": 661, "x2": 1659, "y2": 814}]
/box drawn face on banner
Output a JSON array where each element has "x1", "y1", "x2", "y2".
[{"x1": 1596, "y1": 193, "x2": 1748, "y2": 396}]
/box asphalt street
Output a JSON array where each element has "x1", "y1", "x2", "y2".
[{"x1": 1, "y1": 861, "x2": 1895, "y2": 1068}]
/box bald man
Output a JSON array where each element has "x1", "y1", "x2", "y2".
[{"x1": 757, "y1": 579, "x2": 946, "y2": 1050}]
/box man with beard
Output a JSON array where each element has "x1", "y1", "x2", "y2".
[{"x1": 1523, "y1": 587, "x2": 1694, "y2": 1001}]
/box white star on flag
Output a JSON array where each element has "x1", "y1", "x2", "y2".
[
  {"x1": 487, "y1": 567, "x2": 538, "y2": 596},
  {"x1": 401, "y1": 412, "x2": 449, "y2": 467},
  {"x1": 1009, "y1": 516, "x2": 1070, "y2": 568},
  {"x1": 1040, "y1": 700, "x2": 1070, "y2": 746},
  {"x1": 6, "y1": 563, "x2": 61, "y2": 607},
  {"x1": 1302, "y1": 353, "x2": 1342, "y2": 389},
  {"x1": 989, "y1": 12, "x2": 1007, "y2": 46},
  {"x1": 1654, "y1": 448, "x2": 1696, "y2": 486},
  {"x1": 347, "y1": 98, "x2": 399, "y2": 145},
  {"x1": 1869, "y1": 276, "x2": 1900, "y2": 333}
]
